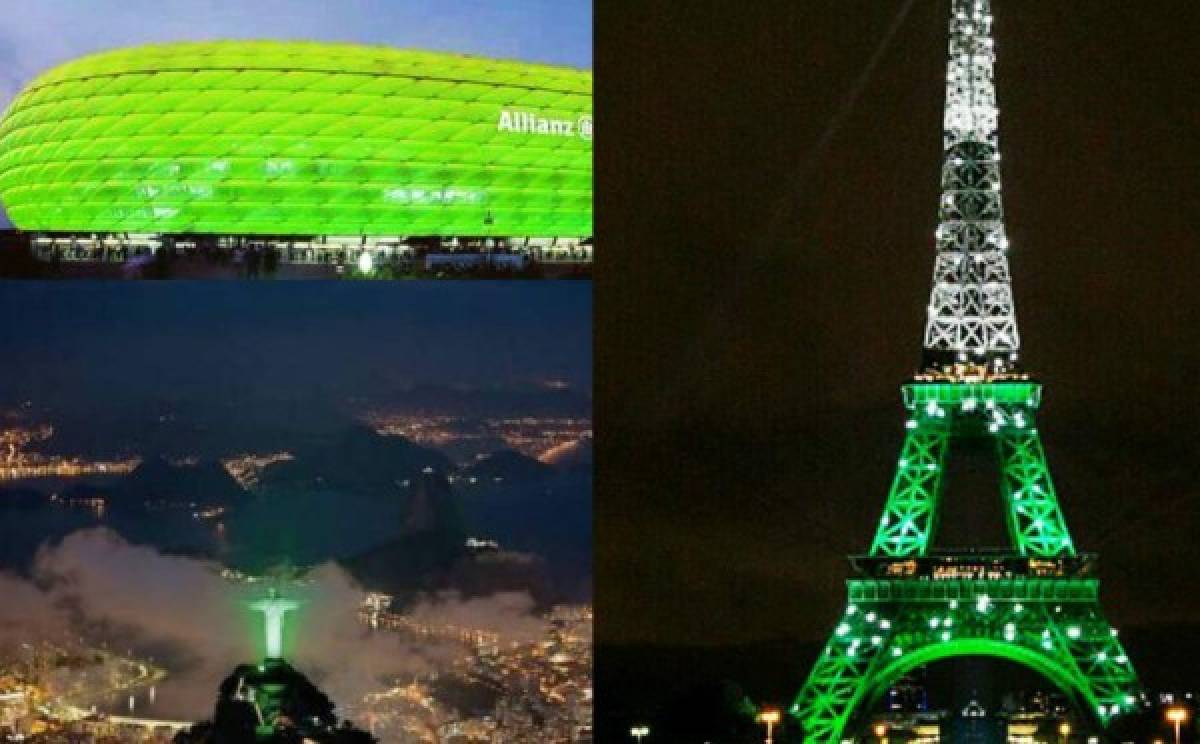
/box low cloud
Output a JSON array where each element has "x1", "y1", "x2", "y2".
[
  {"x1": 407, "y1": 589, "x2": 547, "y2": 644},
  {"x1": 0, "y1": 528, "x2": 544, "y2": 721}
]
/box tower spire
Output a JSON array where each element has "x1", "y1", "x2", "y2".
[
  {"x1": 790, "y1": 4, "x2": 1143, "y2": 738},
  {"x1": 922, "y1": 0, "x2": 1019, "y2": 376}
]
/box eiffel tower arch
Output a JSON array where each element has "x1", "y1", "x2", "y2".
[
  {"x1": 790, "y1": 383, "x2": 1140, "y2": 742},
  {"x1": 790, "y1": 1, "x2": 1141, "y2": 740}
]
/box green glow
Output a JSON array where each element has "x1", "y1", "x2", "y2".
[
  {"x1": 792, "y1": 579, "x2": 1140, "y2": 743},
  {"x1": 0, "y1": 41, "x2": 591, "y2": 236},
  {"x1": 250, "y1": 590, "x2": 300, "y2": 660},
  {"x1": 870, "y1": 382, "x2": 1072, "y2": 559},
  {"x1": 902, "y1": 381, "x2": 1040, "y2": 408},
  {"x1": 870, "y1": 423, "x2": 948, "y2": 557},
  {"x1": 793, "y1": 379, "x2": 1142, "y2": 742}
]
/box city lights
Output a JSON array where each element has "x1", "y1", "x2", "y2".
[
  {"x1": 363, "y1": 412, "x2": 591, "y2": 461},
  {"x1": 354, "y1": 599, "x2": 593, "y2": 740}
]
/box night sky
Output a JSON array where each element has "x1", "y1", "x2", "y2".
[
  {"x1": 595, "y1": 0, "x2": 1200, "y2": 674},
  {"x1": 0, "y1": 282, "x2": 592, "y2": 412}
]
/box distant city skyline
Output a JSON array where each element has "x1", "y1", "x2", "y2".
[{"x1": 0, "y1": 0, "x2": 592, "y2": 227}]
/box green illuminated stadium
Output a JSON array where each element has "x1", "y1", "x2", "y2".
[{"x1": 0, "y1": 41, "x2": 591, "y2": 243}]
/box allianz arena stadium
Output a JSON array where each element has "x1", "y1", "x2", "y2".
[{"x1": 0, "y1": 41, "x2": 592, "y2": 269}]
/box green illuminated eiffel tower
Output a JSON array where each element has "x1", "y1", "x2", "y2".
[{"x1": 790, "y1": 2, "x2": 1141, "y2": 740}]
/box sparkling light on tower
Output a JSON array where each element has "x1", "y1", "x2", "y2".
[
  {"x1": 249, "y1": 588, "x2": 301, "y2": 660},
  {"x1": 922, "y1": 0, "x2": 1018, "y2": 371},
  {"x1": 788, "y1": 2, "x2": 1141, "y2": 741}
]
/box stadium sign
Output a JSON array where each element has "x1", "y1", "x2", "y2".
[{"x1": 498, "y1": 109, "x2": 593, "y2": 140}]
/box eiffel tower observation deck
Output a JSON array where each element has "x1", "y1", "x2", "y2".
[{"x1": 790, "y1": 2, "x2": 1142, "y2": 741}]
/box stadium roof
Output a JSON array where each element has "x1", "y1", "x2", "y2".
[{"x1": 0, "y1": 41, "x2": 592, "y2": 237}]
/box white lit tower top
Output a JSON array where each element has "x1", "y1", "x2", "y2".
[{"x1": 922, "y1": 0, "x2": 1020, "y2": 378}]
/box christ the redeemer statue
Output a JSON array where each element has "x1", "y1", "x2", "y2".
[{"x1": 249, "y1": 588, "x2": 301, "y2": 660}]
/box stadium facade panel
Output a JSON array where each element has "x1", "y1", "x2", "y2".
[{"x1": 0, "y1": 41, "x2": 592, "y2": 238}]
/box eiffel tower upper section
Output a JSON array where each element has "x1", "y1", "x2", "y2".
[{"x1": 922, "y1": 0, "x2": 1020, "y2": 377}]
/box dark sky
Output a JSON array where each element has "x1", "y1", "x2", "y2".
[
  {"x1": 0, "y1": 282, "x2": 592, "y2": 412},
  {"x1": 596, "y1": 0, "x2": 1200, "y2": 661}
]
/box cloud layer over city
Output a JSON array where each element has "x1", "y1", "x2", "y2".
[{"x1": 0, "y1": 528, "x2": 548, "y2": 719}]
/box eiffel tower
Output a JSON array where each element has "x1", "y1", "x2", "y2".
[{"x1": 790, "y1": 2, "x2": 1141, "y2": 740}]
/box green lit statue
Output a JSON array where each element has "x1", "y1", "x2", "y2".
[{"x1": 249, "y1": 587, "x2": 300, "y2": 660}]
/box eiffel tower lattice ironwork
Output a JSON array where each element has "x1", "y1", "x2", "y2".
[{"x1": 789, "y1": 2, "x2": 1141, "y2": 740}]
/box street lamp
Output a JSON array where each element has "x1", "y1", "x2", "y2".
[
  {"x1": 874, "y1": 722, "x2": 888, "y2": 744},
  {"x1": 1058, "y1": 720, "x2": 1071, "y2": 744},
  {"x1": 1166, "y1": 706, "x2": 1189, "y2": 744},
  {"x1": 630, "y1": 724, "x2": 650, "y2": 742},
  {"x1": 758, "y1": 709, "x2": 782, "y2": 744}
]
